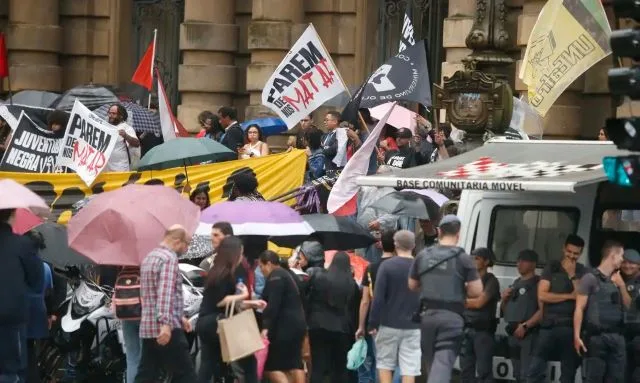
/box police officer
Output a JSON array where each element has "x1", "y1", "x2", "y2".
[
  {"x1": 574, "y1": 240, "x2": 629, "y2": 382},
  {"x1": 501, "y1": 250, "x2": 542, "y2": 383},
  {"x1": 408, "y1": 215, "x2": 483, "y2": 383},
  {"x1": 621, "y1": 249, "x2": 640, "y2": 382},
  {"x1": 527, "y1": 234, "x2": 587, "y2": 383},
  {"x1": 460, "y1": 247, "x2": 500, "y2": 383}
]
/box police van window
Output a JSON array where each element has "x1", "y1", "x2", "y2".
[
  {"x1": 489, "y1": 207, "x2": 579, "y2": 265},
  {"x1": 601, "y1": 210, "x2": 640, "y2": 232}
]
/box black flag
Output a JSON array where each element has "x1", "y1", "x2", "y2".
[{"x1": 341, "y1": 39, "x2": 431, "y2": 126}]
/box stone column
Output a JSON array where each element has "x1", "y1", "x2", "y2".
[
  {"x1": 6, "y1": 0, "x2": 62, "y2": 92},
  {"x1": 441, "y1": 0, "x2": 476, "y2": 85},
  {"x1": 245, "y1": 0, "x2": 303, "y2": 120},
  {"x1": 178, "y1": 0, "x2": 239, "y2": 133}
]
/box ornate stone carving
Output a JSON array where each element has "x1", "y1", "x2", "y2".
[
  {"x1": 382, "y1": 0, "x2": 432, "y2": 18},
  {"x1": 465, "y1": 0, "x2": 510, "y2": 52},
  {"x1": 433, "y1": 70, "x2": 513, "y2": 135}
]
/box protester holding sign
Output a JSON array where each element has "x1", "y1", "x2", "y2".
[
  {"x1": 106, "y1": 104, "x2": 140, "y2": 172},
  {"x1": 56, "y1": 100, "x2": 119, "y2": 186},
  {"x1": 46, "y1": 110, "x2": 70, "y2": 139},
  {"x1": 0, "y1": 112, "x2": 62, "y2": 173}
]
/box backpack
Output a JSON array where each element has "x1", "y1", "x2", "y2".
[{"x1": 113, "y1": 267, "x2": 142, "y2": 320}]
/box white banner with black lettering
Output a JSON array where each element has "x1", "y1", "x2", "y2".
[
  {"x1": 0, "y1": 111, "x2": 62, "y2": 172},
  {"x1": 56, "y1": 99, "x2": 118, "y2": 186},
  {"x1": 262, "y1": 24, "x2": 347, "y2": 129}
]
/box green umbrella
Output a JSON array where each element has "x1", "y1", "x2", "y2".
[{"x1": 137, "y1": 137, "x2": 236, "y2": 171}]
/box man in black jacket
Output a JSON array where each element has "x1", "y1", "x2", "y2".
[
  {"x1": 218, "y1": 106, "x2": 245, "y2": 156},
  {"x1": 0, "y1": 208, "x2": 44, "y2": 383}
]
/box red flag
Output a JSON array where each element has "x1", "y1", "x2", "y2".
[
  {"x1": 131, "y1": 40, "x2": 155, "y2": 90},
  {"x1": 0, "y1": 33, "x2": 9, "y2": 79}
]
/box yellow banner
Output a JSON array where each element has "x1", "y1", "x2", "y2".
[
  {"x1": 1, "y1": 150, "x2": 307, "y2": 225},
  {"x1": 519, "y1": 0, "x2": 611, "y2": 117}
]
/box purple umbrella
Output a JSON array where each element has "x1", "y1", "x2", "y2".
[{"x1": 197, "y1": 201, "x2": 314, "y2": 237}]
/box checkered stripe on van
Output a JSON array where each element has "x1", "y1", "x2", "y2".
[{"x1": 437, "y1": 157, "x2": 603, "y2": 180}]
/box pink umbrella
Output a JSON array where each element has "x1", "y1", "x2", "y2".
[
  {"x1": 67, "y1": 184, "x2": 201, "y2": 266},
  {"x1": 12, "y1": 208, "x2": 44, "y2": 235},
  {"x1": 369, "y1": 102, "x2": 418, "y2": 133},
  {"x1": 0, "y1": 179, "x2": 49, "y2": 216}
]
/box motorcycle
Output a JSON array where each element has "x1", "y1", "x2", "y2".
[
  {"x1": 40, "y1": 264, "x2": 206, "y2": 382},
  {"x1": 40, "y1": 273, "x2": 124, "y2": 382}
]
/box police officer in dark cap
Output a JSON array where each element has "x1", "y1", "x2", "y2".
[
  {"x1": 501, "y1": 249, "x2": 542, "y2": 383},
  {"x1": 460, "y1": 247, "x2": 500, "y2": 383},
  {"x1": 527, "y1": 234, "x2": 587, "y2": 383},
  {"x1": 621, "y1": 248, "x2": 640, "y2": 382},
  {"x1": 573, "y1": 240, "x2": 629, "y2": 382},
  {"x1": 408, "y1": 215, "x2": 483, "y2": 382}
]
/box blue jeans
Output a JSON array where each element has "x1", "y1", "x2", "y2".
[
  {"x1": 357, "y1": 335, "x2": 376, "y2": 383},
  {"x1": 121, "y1": 320, "x2": 142, "y2": 383}
]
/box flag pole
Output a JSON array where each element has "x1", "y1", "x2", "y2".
[
  {"x1": 7, "y1": 73, "x2": 12, "y2": 106},
  {"x1": 313, "y1": 25, "x2": 370, "y2": 132},
  {"x1": 148, "y1": 28, "x2": 157, "y2": 109}
]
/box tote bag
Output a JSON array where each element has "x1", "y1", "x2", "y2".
[{"x1": 218, "y1": 300, "x2": 264, "y2": 362}]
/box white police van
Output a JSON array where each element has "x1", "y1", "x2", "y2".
[{"x1": 358, "y1": 139, "x2": 639, "y2": 382}]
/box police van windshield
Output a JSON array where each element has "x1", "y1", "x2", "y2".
[{"x1": 489, "y1": 207, "x2": 580, "y2": 266}]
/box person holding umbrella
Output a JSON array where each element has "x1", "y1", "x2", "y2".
[{"x1": 0, "y1": 208, "x2": 44, "y2": 383}]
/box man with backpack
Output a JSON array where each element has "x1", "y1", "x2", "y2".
[
  {"x1": 113, "y1": 266, "x2": 143, "y2": 383},
  {"x1": 408, "y1": 215, "x2": 483, "y2": 383}
]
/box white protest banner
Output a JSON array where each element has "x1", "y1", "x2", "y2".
[
  {"x1": 57, "y1": 99, "x2": 118, "y2": 186},
  {"x1": 0, "y1": 111, "x2": 62, "y2": 172},
  {"x1": 262, "y1": 24, "x2": 347, "y2": 129}
]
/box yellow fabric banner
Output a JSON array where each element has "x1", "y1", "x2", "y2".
[
  {"x1": 519, "y1": 0, "x2": 611, "y2": 117},
  {"x1": 1, "y1": 150, "x2": 307, "y2": 225}
]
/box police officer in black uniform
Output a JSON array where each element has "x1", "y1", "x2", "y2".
[
  {"x1": 621, "y1": 249, "x2": 640, "y2": 382},
  {"x1": 408, "y1": 215, "x2": 483, "y2": 383},
  {"x1": 573, "y1": 240, "x2": 629, "y2": 382},
  {"x1": 460, "y1": 247, "x2": 500, "y2": 383},
  {"x1": 501, "y1": 249, "x2": 542, "y2": 383},
  {"x1": 527, "y1": 234, "x2": 587, "y2": 383}
]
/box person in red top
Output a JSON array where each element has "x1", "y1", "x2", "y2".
[{"x1": 195, "y1": 111, "x2": 221, "y2": 140}]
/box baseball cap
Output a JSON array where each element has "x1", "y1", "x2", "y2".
[
  {"x1": 471, "y1": 247, "x2": 495, "y2": 266},
  {"x1": 397, "y1": 128, "x2": 413, "y2": 139},
  {"x1": 439, "y1": 214, "x2": 461, "y2": 226},
  {"x1": 623, "y1": 249, "x2": 640, "y2": 264},
  {"x1": 517, "y1": 249, "x2": 539, "y2": 263}
]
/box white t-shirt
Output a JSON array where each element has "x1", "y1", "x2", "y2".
[{"x1": 106, "y1": 122, "x2": 138, "y2": 172}]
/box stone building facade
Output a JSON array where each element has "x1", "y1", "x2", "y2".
[{"x1": 0, "y1": 0, "x2": 620, "y2": 138}]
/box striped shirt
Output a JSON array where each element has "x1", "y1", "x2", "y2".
[{"x1": 139, "y1": 246, "x2": 183, "y2": 339}]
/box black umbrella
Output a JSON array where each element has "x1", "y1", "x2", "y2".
[
  {"x1": 270, "y1": 214, "x2": 375, "y2": 250},
  {"x1": 31, "y1": 223, "x2": 94, "y2": 268},
  {"x1": 369, "y1": 191, "x2": 441, "y2": 221},
  {"x1": 51, "y1": 84, "x2": 119, "y2": 111},
  {"x1": 7, "y1": 90, "x2": 60, "y2": 108}
]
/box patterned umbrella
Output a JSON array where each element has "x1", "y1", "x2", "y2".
[
  {"x1": 180, "y1": 234, "x2": 213, "y2": 260},
  {"x1": 94, "y1": 101, "x2": 161, "y2": 135}
]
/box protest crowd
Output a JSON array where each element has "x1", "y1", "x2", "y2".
[{"x1": 3, "y1": 3, "x2": 640, "y2": 383}]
